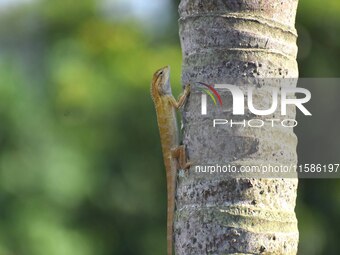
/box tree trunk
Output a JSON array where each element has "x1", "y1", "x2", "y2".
[{"x1": 176, "y1": 1, "x2": 299, "y2": 254}]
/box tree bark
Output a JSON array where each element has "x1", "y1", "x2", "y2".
[{"x1": 176, "y1": 1, "x2": 299, "y2": 254}]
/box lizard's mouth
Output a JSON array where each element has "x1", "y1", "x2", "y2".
[
  {"x1": 162, "y1": 65, "x2": 170, "y2": 81},
  {"x1": 159, "y1": 66, "x2": 171, "y2": 94}
]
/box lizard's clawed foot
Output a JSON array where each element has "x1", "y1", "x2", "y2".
[
  {"x1": 184, "y1": 84, "x2": 191, "y2": 95},
  {"x1": 183, "y1": 161, "x2": 192, "y2": 170},
  {"x1": 181, "y1": 161, "x2": 193, "y2": 177},
  {"x1": 170, "y1": 83, "x2": 191, "y2": 109},
  {"x1": 171, "y1": 145, "x2": 191, "y2": 172}
]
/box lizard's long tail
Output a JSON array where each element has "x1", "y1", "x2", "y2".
[{"x1": 167, "y1": 167, "x2": 176, "y2": 255}]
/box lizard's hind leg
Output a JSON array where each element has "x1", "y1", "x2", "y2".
[{"x1": 171, "y1": 145, "x2": 192, "y2": 170}]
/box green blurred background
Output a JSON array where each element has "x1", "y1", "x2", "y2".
[{"x1": 0, "y1": 0, "x2": 339, "y2": 254}]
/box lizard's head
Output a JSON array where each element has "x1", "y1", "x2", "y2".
[{"x1": 151, "y1": 66, "x2": 171, "y2": 98}]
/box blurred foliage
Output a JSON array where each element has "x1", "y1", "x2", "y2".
[
  {"x1": 295, "y1": 1, "x2": 340, "y2": 254},
  {"x1": 0, "y1": 0, "x2": 338, "y2": 254}
]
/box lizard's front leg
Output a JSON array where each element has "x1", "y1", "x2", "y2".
[{"x1": 166, "y1": 84, "x2": 191, "y2": 109}]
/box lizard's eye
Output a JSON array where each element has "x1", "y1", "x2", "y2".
[{"x1": 159, "y1": 71, "x2": 163, "y2": 75}]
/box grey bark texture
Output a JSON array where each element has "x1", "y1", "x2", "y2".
[{"x1": 176, "y1": 1, "x2": 299, "y2": 254}]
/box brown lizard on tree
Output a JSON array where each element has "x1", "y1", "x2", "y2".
[{"x1": 151, "y1": 66, "x2": 191, "y2": 255}]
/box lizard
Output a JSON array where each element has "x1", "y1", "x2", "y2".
[{"x1": 150, "y1": 66, "x2": 191, "y2": 255}]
